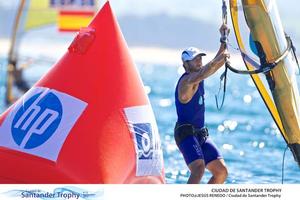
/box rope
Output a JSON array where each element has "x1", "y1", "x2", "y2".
[
  {"x1": 215, "y1": 64, "x2": 228, "y2": 110},
  {"x1": 215, "y1": 0, "x2": 229, "y2": 110},
  {"x1": 287, "y1": 34, "x2": 300, "y2": 75}
]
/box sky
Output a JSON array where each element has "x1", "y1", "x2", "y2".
[
  {"x1": 1, "y1": 0, "x2": 299, "y2": 32},
  {"x1": 86, "y1": 0, "x2": 300, "y2": 46},
  {"x1": 1, "y1": 0, "x2": 299, "y2": 54},
  {"x1": 1, "y1": 0, "x2": 298, "y2": 21},
  {"x1": 108, "y1": 0, "x2": 299, "y2": 22},
  {"x1": 108, "y1": 0, "x2": 300, "y2": 49}
]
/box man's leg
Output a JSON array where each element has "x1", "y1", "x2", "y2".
[
  {"x1": 206, "y1": 159, "x2": 228, "y2": 184},
  {"x1": 187, "y1": 159, "x2": 205, "y2": 184},
  {"x1": 177, "y1": 136, "x2": 205, "y2": 184},
  {"x1": 201, "y1": 138, "x2": 228, "y2": 184}
]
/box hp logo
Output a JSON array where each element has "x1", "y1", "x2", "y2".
[
  {"x1": 11, "y1": 91, "x2": 62, "y2": 149},
  {"x1": 133, "y1": 123, "x2": 153, "y2": 159}
]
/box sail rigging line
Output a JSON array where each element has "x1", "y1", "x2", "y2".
[
  {"x1": 215, "y1": 0, "x2": 230, "y2": 110},
  {"x1": 215, "y1": 63, "x2": 228, "y2": 110},
  {"x1": 287, "y1": 34, "x2": 300, "y2": 75}
]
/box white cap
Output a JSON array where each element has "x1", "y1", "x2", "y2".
[{"x1": 181, "y1": 47, "x2": 206, "y2": 62}]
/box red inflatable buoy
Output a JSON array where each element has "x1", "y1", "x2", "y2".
[{"x1": 0, "y1": 2, "x2": 164, "y2": 184}]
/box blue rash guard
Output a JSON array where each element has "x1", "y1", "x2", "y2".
[{"x1": 175, "y1": 73, "x2": 205, "y2": 128}]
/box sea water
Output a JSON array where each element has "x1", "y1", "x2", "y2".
[
  {"x1": 138, "y1": 62, "x2": 300, "y2": 184},
  {"x1": 0, "y1": 56, "x2": 299, "y2": 184}
]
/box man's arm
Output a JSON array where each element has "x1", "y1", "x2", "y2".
[
  {"x1": 178, "y1": 24, "x2": 230, "y2": 103},
  {"x1": 214, "y1": 23, "x2": 229, "y2": 59},
  {"x1": 177, "y1": 51, "x2": 228, "y2": 103},
  {"x1": 185, "y1": 24, "x2": 229, "y2": 85},
  {"x1": 214, "y1": 42, "x2": 226, "y2": 59},
  {"x1": 185, "y1": 50, "x2": 228, "y2": 84}
]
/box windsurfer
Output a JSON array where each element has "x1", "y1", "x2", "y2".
[
  {"x1": 174, "y1": 24, "x2": 230, "y2": 184},
  {"x1": 6, "y1": 58, "x2": 30, "y2": 104}
]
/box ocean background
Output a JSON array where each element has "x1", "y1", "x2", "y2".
[
  {"x1": 1, "y1": 0, "x2": 300, "y2": 184},
  {"x1": 1, "y1": 45, "x2": 300, "y2": 184}
]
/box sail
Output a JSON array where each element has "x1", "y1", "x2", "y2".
[
  {"x1": 230, "y1": 0, "x2": 300, "y2": 165},
  {"x1": 2, "y1": 0, "x2": 56, "y2": 60},
  {"x1": 229, "y1": 0, "x2": 285, "y2": 135},
  {"x1": 25, "y1": 0, "x2": 57, "y2": 30},
  {"x1": 0, "y1": 0, "x2": 57, "y2": 104}
]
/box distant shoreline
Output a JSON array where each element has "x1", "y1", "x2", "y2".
[{"x1": 0, "y1": 39, "x2": 244, "y2": 68}]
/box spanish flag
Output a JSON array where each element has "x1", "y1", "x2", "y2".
[{"x1": 58, "y1": 10, "x2": 94, "y2": 32}]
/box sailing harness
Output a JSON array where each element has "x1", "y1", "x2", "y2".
[
  {"x1": 174, "y1": 123, "x2": 209, "y2": 146},
  {"x1": 215, "y1": 0, "x2": 300, "y2": 110}
]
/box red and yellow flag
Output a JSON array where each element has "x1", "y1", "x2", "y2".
[{"x1": 58, "y1": 10, "x2": 94, "y2": 32}]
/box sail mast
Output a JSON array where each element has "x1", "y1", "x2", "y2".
[{"x1": 6, "y1": 0, "x2": 30, "y2": 104}]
